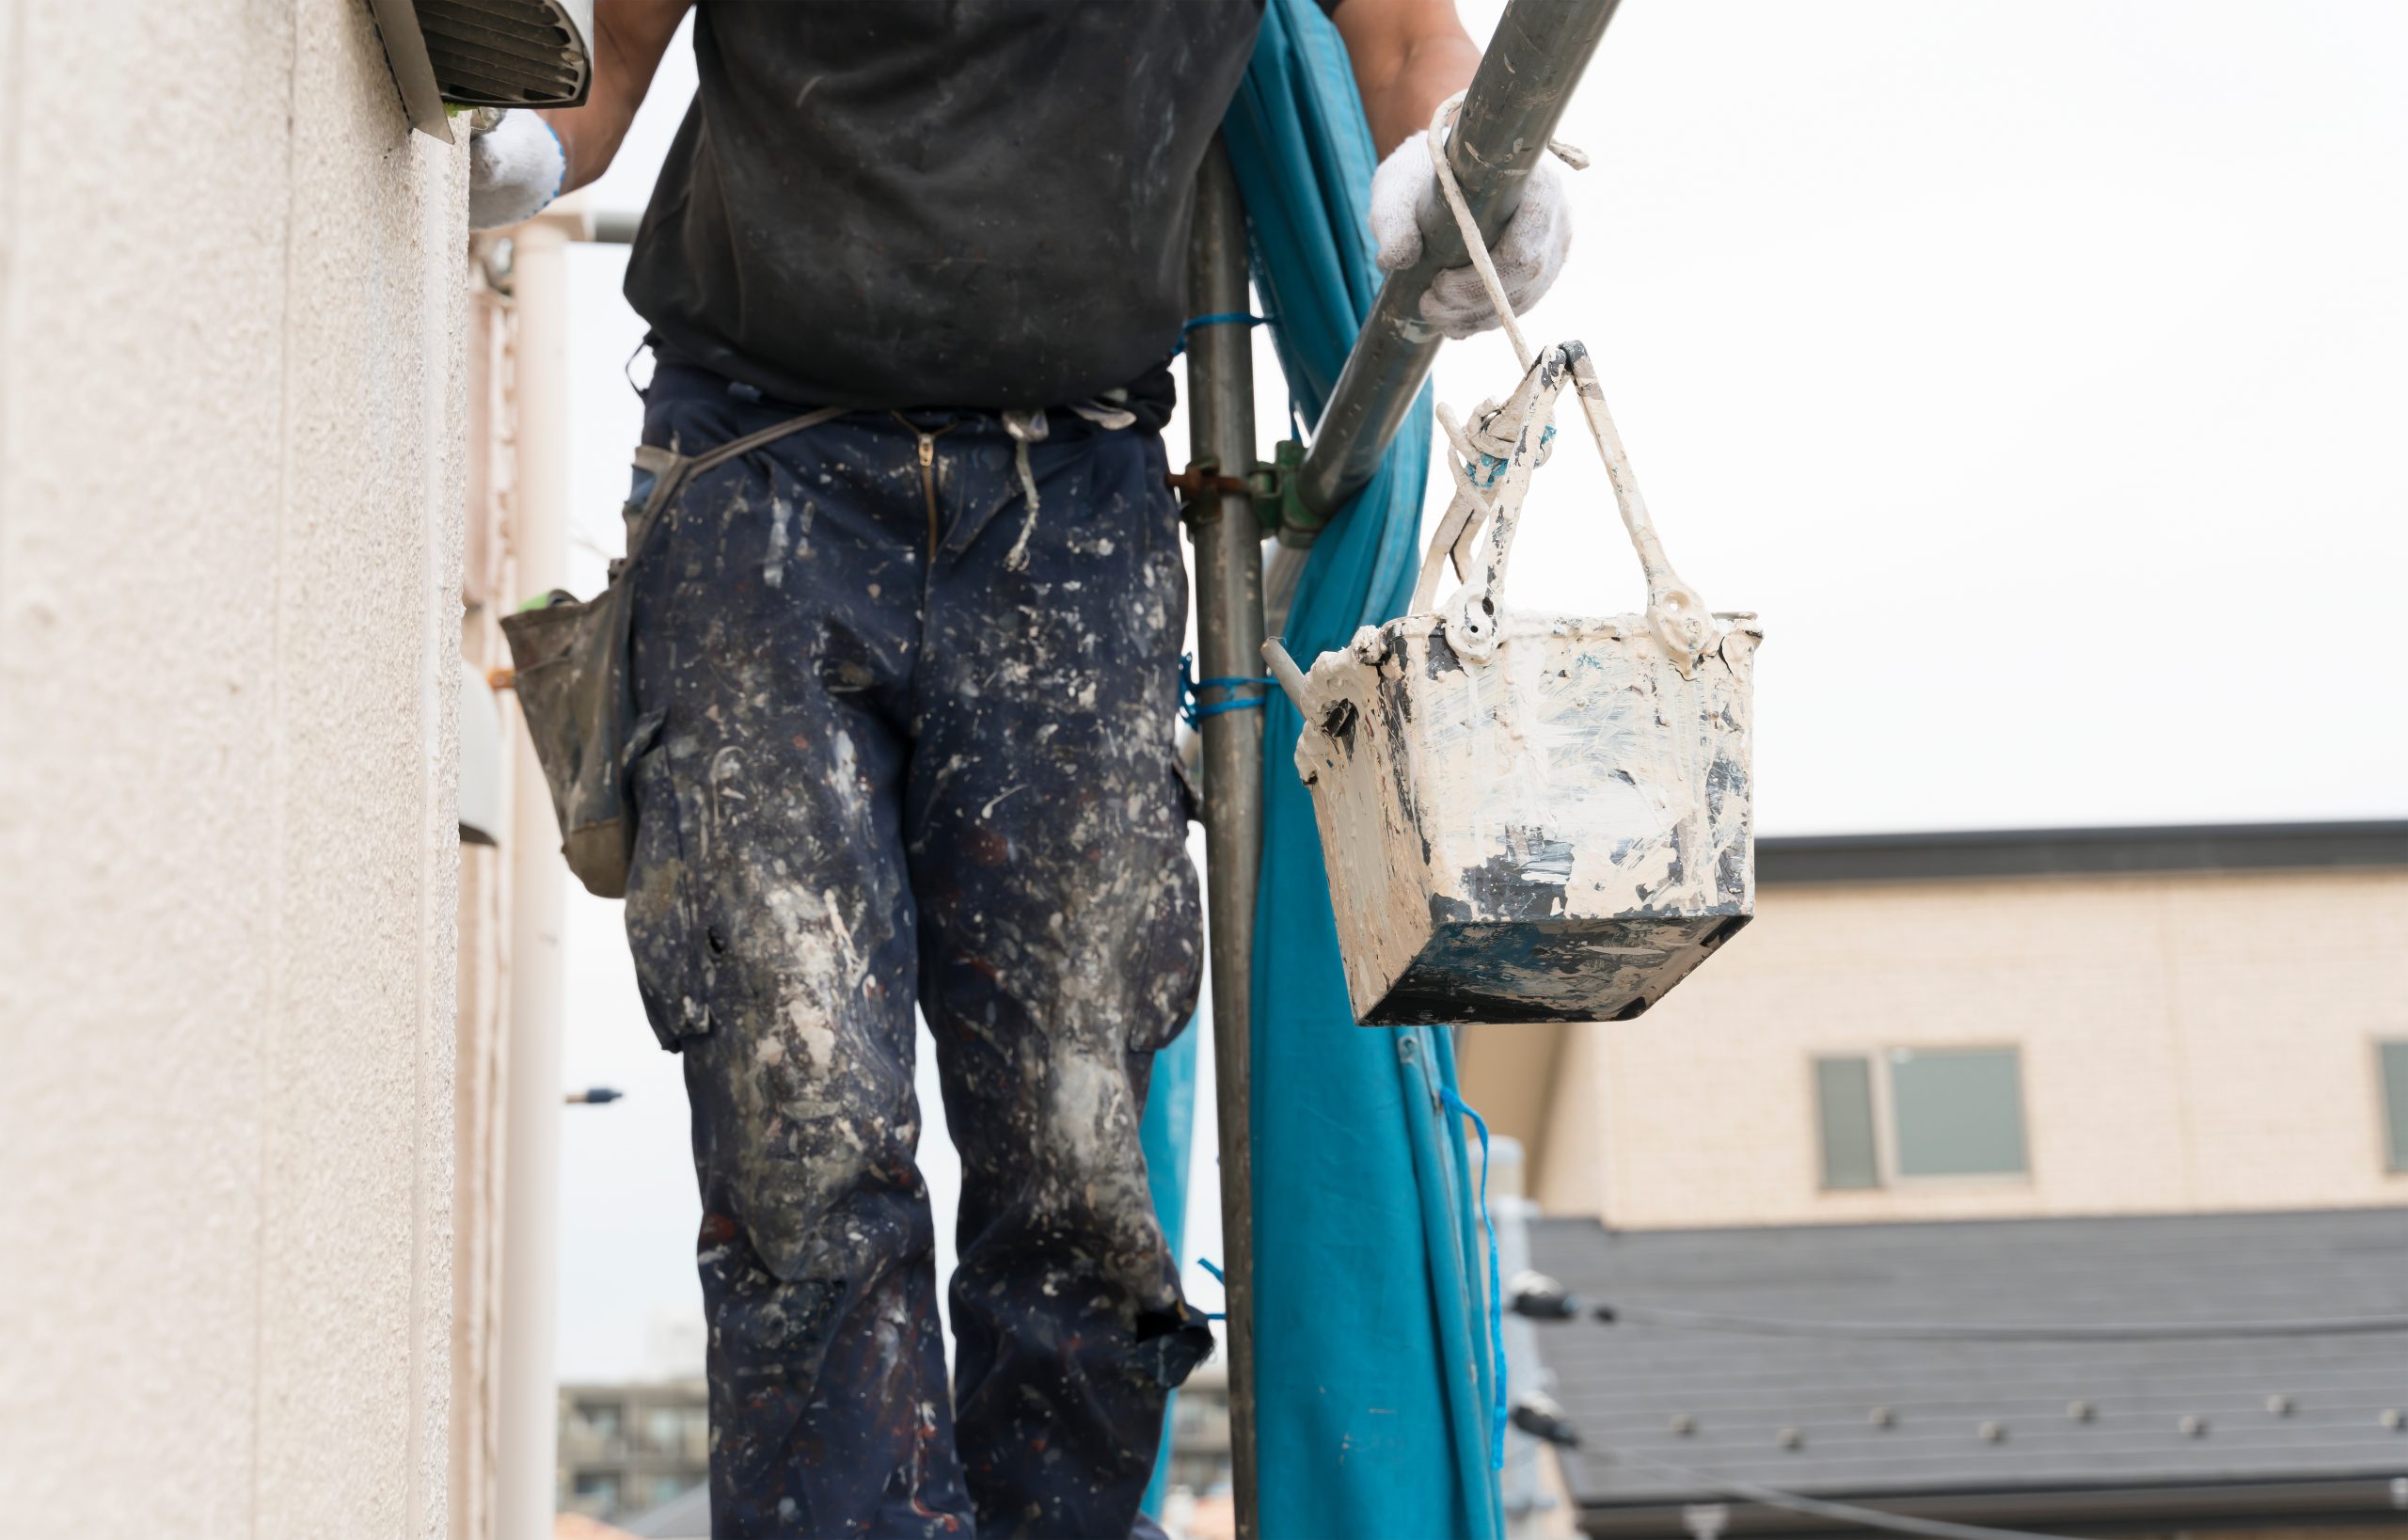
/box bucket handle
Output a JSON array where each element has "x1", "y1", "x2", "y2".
[
  {"x1": 1263, "y1": 636, "x2": 1312, "y2": 716},
  {"x1": 1417, "y1": 95, "x2": 1718, "y2": 668}
]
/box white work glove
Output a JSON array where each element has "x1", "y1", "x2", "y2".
[
  {"x1": 468, "y1": 109, "x2": 566, "y2": 230},
  {"x1": 1369, "y1": 134, "x2": 1572, "y2": 340}
]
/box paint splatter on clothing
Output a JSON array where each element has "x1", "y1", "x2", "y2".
[{"x1": 624, "y1": 363, "x2": 1213, "y2": 1537}]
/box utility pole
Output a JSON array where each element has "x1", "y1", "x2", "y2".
[{"x1": 1183, "y1": 139, "x2": 1267, "y2": 1540}]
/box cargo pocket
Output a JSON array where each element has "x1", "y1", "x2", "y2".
[
  {"x1": 1125, "y1": 763, "x2": 1205, "y2": 1055},
  {"x1": 621, "y1": 707, "x2": 712, "y2": 1051}
]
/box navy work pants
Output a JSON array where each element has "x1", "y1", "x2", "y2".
[{"x1": 623, "y1": 364, "x2": 1212, "y2": 1538}]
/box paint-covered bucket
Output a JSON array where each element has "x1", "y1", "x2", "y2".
[{"x1": 1266, "y1": 342, "x2": 1759, "y2": 1025}]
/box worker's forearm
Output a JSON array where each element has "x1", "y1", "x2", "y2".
[
  {"x1": 540, "y1": 0, "x2": 689, "y2": 193},
  {"x1": 1335, "y1": 0, "x2": 1483, "y2": 158},
  {"x1": 538, "y1": 103, "x2": 626, "y2": 196},
  {"x1": 1354, "y1": 34, "x2": 1482, "y2": 158},
  {"x1": 1354, "y1": 0, "x2": 1575, "y2": 336}
]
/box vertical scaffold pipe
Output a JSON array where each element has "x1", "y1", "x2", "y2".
[
  {"x1": 1292, "y1": 0, "x2": 1621, "y2": 519},
  {"x1": 1183, "y1": 138, "x2": 1266, "y2": 1540}
]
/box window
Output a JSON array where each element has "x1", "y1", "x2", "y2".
[
  {"x1": 643, "y1": 1403, "x2": 705, "y2": 1454},
  {"x1": 1890, "y1": 1047, "x2": 2028, "y2": 1177},
  {"x1": 2381, "y1": 1040, "x2": 2408, "y2": 1174},
  {"x1": 571, "y1": 1401, "x2": 622, "y2": 1441},
  {"x1": 570, "y1": 1472, "x2": 620, "y2": 1516},
  {"x1": 1814, "y1": 1046, "x2": 2029, "y2": 1188}
]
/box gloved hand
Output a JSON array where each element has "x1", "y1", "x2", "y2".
[
  {"x1": 468, "y1": 109, "x2": 567, "y2": 230},
  {"x1": 1369, "y1": 133, "x2": 1571, "y2": 340}
]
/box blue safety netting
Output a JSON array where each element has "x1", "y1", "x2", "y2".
[
  {"x1": 1137, "y1": 1016, "x2": 1198, "y2": 1516},
  {"x1": 1138, "y1": 0, "x2": 1504, "y2": 1533}
]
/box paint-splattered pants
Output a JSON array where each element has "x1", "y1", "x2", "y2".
[{"x1": 623, "y1": 364, "x2": 1212, "y2": 1538}]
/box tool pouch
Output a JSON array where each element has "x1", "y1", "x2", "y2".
[{"x1": 499, "y1": 406, "x2": 844, "y2": 898}]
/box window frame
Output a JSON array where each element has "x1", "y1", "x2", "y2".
[
  {"x1": 1812, "y1": 1043, "x2": 2035, "y2": 1192},
  {"x1": 2376, "y1": 1037, "x2": 2408, "y2": 1176}
]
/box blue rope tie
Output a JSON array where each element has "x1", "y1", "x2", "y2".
[
  {"x1": 1172, "y1": 310, "x2": 1275, "y2": 357},
  {"x1": 1196, "y1": 1257, "x2": 1229, "y2": 1321},
  {"x1": 1180, "y1": 653, "x2": 1275, "y2": 726},
  {"x1": 1466, "y1": 422, "x2": 1557, "y2": 489},
  {"x1": 1441, "y1": 1085, "x2": 1508, "y2": 1472}
]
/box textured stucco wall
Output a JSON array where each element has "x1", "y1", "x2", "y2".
[
  {"x1": 0, "y1": 1, "x2": 464, "y2": 1534},
  {"x1": 1530, "y1": 869, "x2": 2408, "y2": 1229}
]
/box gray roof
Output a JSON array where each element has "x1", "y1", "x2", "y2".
[
  {"x1": 1755, "y1": 820, "x2": 2408, "y2": 885},
  {"x1": 618, "y1": 1482, "x2": 709, "y2": 1540},
  {"x1": 1527, "y1": 1208, "x2": 2408, "y2": 1534}
]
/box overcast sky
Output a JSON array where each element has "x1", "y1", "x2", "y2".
[{"x1": 547, "y1": 0, "x2": 2408, "y2": 1383}]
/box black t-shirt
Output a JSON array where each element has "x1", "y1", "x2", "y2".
[{"x1": 624, "y1": 1, "x2": 1265, "y2": 411}]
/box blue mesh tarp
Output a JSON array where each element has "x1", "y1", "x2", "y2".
[
  {"x1": 1139, "y1": 0, "x2": 1504, "y2": 1532},
  {"x1": 1137, "y1": 1018, "x2": 1197, "y2": 1515}
]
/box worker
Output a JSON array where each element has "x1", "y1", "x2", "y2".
[{"x1": 470, "y1": 3, "x2": 1568, "y2": 1535}]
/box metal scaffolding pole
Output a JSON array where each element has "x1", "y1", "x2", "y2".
[
  {"x1": 1183, "y1": 138, "x2": 1266, "y2": 1540},
  {"x1": 1169, "y1": 10, "x2": 1622, "y2": 1520},
  {"x1": 1292, "y1": 0, "x2": 1621, "y2": 521}
]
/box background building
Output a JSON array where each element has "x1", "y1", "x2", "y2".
[
  {"x1": 1466, "y1": 824, "x2": 2408, "y2": 1229},
  {"x1": 555, "y1": 1380, "x2": 709, "y2": 1524},
  {"x1": 1465, "y1": 823, "x2": 2408, "y2": 1539},
  {"x1": 1167, "y1": 1361, "x2": 1236, "y2": 1498}
]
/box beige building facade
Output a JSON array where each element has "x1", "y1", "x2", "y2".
[
  {"x1": 1465, "y1": 826, "x2": 2408, "y2": 1230},
  {"x1": 0, "y1": 2, "x2": 467, "y2": 1535}
]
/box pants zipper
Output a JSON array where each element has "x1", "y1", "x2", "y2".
[
  {"x1": 918, "y1": 434, "x2": 938, "y2": 564},
  {"x1": 899, "y1": 416, "x2": 958, "y2": 564}
]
